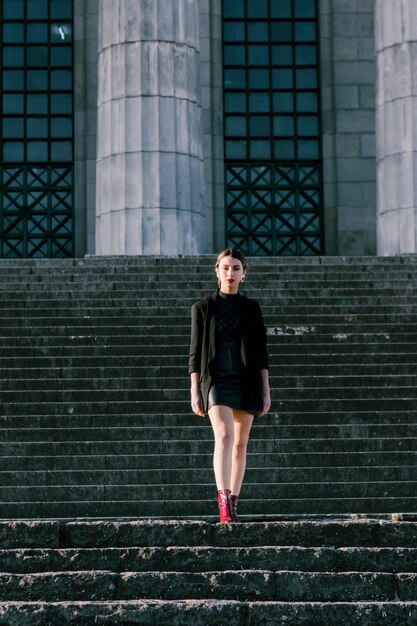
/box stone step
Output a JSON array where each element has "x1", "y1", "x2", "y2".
[
  {"x1": 2, "y1": 496, "x2": 414, "y2": 517},
  {"x1": 1, "y1": 409, "x2": 415, "y2": 428},
  {"x1": 1, "y1": 545, "x2": 417, "y2": 574},
  {"x1": 1, "y1": 519, "x2": 416, "y2": 548},
  {"x1": 2, "y1": 397, "x2": 417, "y2": 416},
  {"x1": 0, "y1": 421, "x2": 415, "y2": 442},
  {"x1": 4, "y1": 450, "x2": 416, "y2": 472},
  {"x1": 1, "y1": 315, "x2": 417, "y2": 329},
  {"x1": 3, "y1": 304, "x2": 417, "y2": 319},
  {"x1": 1, "y1": 383, "x2": 417, "y2": 403},
  {"x1": 0, "y1": 600, "x2": 416, "y2": 626},
  {"x1": 1, "y1": 353, "x2": 417, "y2": 371},
  {"x1": 2, "y1": 374, "x2": 417, "y2": 393},
  {"x1": 2, "y1": 364, "x2": 417, "y2": 383},
  {"x1": 2, "y1": 435, "x2": 415, "y2": 456},
  {"x1": 0, "y1": 480, "x2": 415, "y2": 503},
  {"x1": 0, "y1": 259, "x2": 415, "y2": 273},
  {"x1": 1, "y1": 569, "x2": 416, "y2": 602},
  {"x1": 4, "y1": 281, "x2": 417, "y2": 294},
  {"x1": 1, "y1": 315, "x2": 417, "y2": 331},
  {"x1": 4, "y1": 283, "x2": 417, "y2": 295},
  {"x1": 0, "y1": 465, "x2": 414, "y2": 487}
]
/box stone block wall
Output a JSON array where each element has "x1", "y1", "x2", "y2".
[
  {"x1": 74, "y1": 0, "x2": 98, "y2": 256},
  {"x1": 95, "y1": 0, "x2": 205, "y2": 255},
  {"x1": 320, "y1": 0, "x2": 377, "y2": 255},
  {"x1": 199, "y1": 0, "x2": 225, "y2": 252},
  {"x1": 376, "y1": 0, "x2": 417, "y2": 255}
]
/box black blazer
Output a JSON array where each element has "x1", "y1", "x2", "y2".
[{"x1": 188, "y1": 290, "x2": 269, "y2": 414}]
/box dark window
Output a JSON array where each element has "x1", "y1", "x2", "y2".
[
  {"x1": 223, "y1": 0, "x2": 323, "y2": 255},
  {"x1": 0, "y1": 0, "x2": 74, "y2": 258}
]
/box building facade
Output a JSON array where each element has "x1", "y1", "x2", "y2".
[{"x1": 0, "y1": 0, "x2": 415, "y2": 258}]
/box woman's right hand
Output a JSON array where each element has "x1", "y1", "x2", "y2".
[{"x1": 191, "y1": 389, "x2": 205, "y2": 417}]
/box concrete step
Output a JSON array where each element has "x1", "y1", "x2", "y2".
[
  {"x1": 0, "y1": 408, "x2": 415, "y2": 427},
  {"x1": 0, "y1": 599, "x2": 416, "y2": 626},
  {"x1": 1, "y1": 544, "x2": 417, "y2": 574},
  {"x1": 0, "y1": 477, "x2": 415, "y2": 501},
  {"x1": 2, "y1": 496, "x2": 416, "y2": 517},
  {"x1": 0, "y1": 422, "x2": 415, "y2": 442},
  {"x1": 1, "y1": 569, "x2": 416, "y2": 602},
  {"x1": 1, "y1": 383, "x2": 417, "y2": 403},
  {"x1": 0, "y1": 465, "x2": 414, "y2": 487},
  {"x1": 4, "y1": 450, "x2": 416, "y2": 472},
  {"x1": 1, "y1": 518, "x2": 416, "y2": 549},
  {"x1": 3, "y1": 374, "x2": 417, "y2": 393},
  {"x1": 1, "y1": 397, "x2": 417, "y2": 416}
]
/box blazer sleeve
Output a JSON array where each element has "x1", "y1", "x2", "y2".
[
  {"x1": 254, "y1": 300, "x2": 269, "y2": 370},
  {"x1": 188, "y1": 302, "x2": 203, "y2": 375}
]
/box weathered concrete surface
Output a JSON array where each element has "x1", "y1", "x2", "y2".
[
  {"x1": 0, "y1": 572, "x2": 117, "y2": 602},
  {"x1": 247, "y1": 601, "x2": 417, "y2": 626},
  {"x1": 320, "y1": 1, "x2": 377, "y2": 255},
  {"x1": 3, "y1": 546, "x2": 417, "y2": 575},
  {"x1": 376, "y1": 0, "x2": 417, "y2": 254},
  {"x1": 0, "y1": 522, "x2": 60, "y2": 549},
  {"x1": 96, "y1": 0, "x2": 205, "y2": 255},
  {"x1": 0, "y1": 600, "x2": 246, "y2": 626},
  {"x1": 60, "y1": 519, "x2": 213, "y2": 548},
  {"x1": 275, "y1": 571, "x2": 396, "y2": 602},
  {"x1": 0, "y1": 601, "x2": 417, "y2": 626},
  {"x1": 118, "y1": 570, "x2": 275, "y2": 601},
  {"x1": 214, "y1": 520, "x2": 417, "y2": 548}
]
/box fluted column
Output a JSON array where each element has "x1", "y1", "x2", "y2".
[
  {"x1": 376, "y1": 0, "x2": 417, "y2": 254},
  {"x1": 96, "y1": 0, "x2": 205, "y2": 255}
]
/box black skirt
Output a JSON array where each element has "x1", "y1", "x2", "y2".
[{"x1": 207, "y1": 341, "x2": 258, "y2": 416}]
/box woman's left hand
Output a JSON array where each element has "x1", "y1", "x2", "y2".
[{"x1": 259, "y1": 391, "x2": 271, "y2": 416}]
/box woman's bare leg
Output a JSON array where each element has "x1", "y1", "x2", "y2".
[
  {"x1": 230, "y1": 410, "x2": 254, "y2": 496},
  {"x1": 208, "y1": 405, "x2": 235, "y2": 490}
]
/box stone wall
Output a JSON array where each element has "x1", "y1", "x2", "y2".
[
  {"x1": 320, "y1": 0, "x2": 376, "y2": 255},
  {"x1": 376, "y1": 0, "x2": 417, "y2": 255},
  {"x1": 74, "y1": 0, "x2": 98, "y2": 256},
  {"x1": 199, "y1": 0, "x2": 225, "y2": 253},
  {"x1": 95, "y1": 0, "x2": 205, "y2": 255}
]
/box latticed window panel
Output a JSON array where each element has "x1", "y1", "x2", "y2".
[
  {"x1": 223, "y1": 0, "x2": 324, "y2": 256},
  {"x1": 0, "y1": 0, "x2": 74, "y2": 258},
  {"x1": 0, "y1": 166, "x2": 73, "y2": 258},
  {"x1": 226, "y1": 163, "x2": 321, "y2": 256}
]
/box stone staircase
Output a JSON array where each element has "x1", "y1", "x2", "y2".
[
  {"x1": 0, "y1": 255, "x2": 416, "y2": 518},
  {"x1": 1, "y1": 255, "x2": 417, "y2": 623},
  {"x1": 0, "y1": 517, "x2": 417, "y2": 625}
]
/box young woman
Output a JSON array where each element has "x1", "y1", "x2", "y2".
[{"x1": 188, "y1": 248, "x2": 270, "y2": 523}]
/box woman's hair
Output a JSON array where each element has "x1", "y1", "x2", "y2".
[{"x1": 215, "y1": 248, "x2": 247, "y2": 286}]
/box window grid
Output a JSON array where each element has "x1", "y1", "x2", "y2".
[
  {"x1": 223, "y1": 0, "x2": 324, "y2": 256},
  {"x1": 0, "y1": 0, "x2": 74, "y2": 258}
]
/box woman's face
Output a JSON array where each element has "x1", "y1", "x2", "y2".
[{"x1": 216, "y1": 255, "x2": 245, "y2": 294}]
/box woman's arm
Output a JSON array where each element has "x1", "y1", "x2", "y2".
[
  {"x1": 190, "y1": 371, "x2": 205, "y2": 417},
  {"x1": 259, "y1": 368, "x2": 271, "y2": 416},
  {"x1": 189, "y1": 304, "x2": 205, "y2": 416}
]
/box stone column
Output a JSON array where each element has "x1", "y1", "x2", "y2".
[
  {"x1": 96, "y1": 0, "x2": 205, "y2": 255},
  {"x1": 376, "y1": 0, "x2": 417, "y2": 254}
]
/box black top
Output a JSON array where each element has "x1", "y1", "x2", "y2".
[
  {"x1": 215, "y1": 291, "x2": 242, "y2": 377},
  {"x1": 215, "y1": 291, "x2": 242, "y2": 345}
]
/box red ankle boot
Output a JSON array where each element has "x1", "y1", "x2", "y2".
[
  {"x1": 230, "y1": 495, "x2": 239, "y2": 523},
  {"x1": 217, "y1": 489, "x2": 233, "y2": 523}
]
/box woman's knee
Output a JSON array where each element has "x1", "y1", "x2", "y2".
[
  {"x1": 214, "y1": 428, "x2": 234, "y2": 449},
  {"x1": 233, "y1": 439, "x2": 248, "y2": 456}
]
